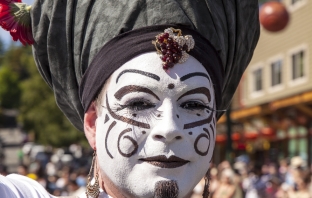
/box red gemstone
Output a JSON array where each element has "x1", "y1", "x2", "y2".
[
  {"x1": 161, "y1": 49, "x2": 167, "y2": 55},
  {"x1": 163, "y1": 33, "x2": 169, "y2": 39},
  {"x1": 173, "y1": 56, "x2": 179, "y2": 63},
  {"x1": 161, "y1": 55, "x2": 167, "y2": 61},
  {"x1": 163, "y1": 63, "x2": 169, "y2": 70},
  {"x1": 166, "y1": 57, "x2": 173, "y2": 63},
  {"x1": 168, "y1": 62, "x2": 174, "y2": 68},
  {"x1": 166, "y1": 50, "x2": 172, "y2": 56},
  {"x1": 167, "y1": 37, "x2": 173, "y2": 43},
  {"x1": 160, "y1": 43, "x2": 166, "y2": 49}
]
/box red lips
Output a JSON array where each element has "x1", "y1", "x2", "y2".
[{"x1": 139, "y1": 155, "x2": 189, "y2": 168}]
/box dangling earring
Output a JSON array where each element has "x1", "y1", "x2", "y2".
[
  {"x1": 86, "y1": 150, "x2": 100, "y2": 198},
  {"x1": 202, "y1": 170, "x2": 210, "y2": 198}
]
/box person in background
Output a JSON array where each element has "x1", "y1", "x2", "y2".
[{"x1": 212, "y1": 168, "x2": 236, "y2": 198}]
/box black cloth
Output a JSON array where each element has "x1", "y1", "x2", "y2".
[{"x1": 31, "y1": 0, "x2": 260, "y2": 132}]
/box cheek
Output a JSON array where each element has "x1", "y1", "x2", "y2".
[
  {"x1": 191, "y1": 125, "x2": 215, "y2": 158},
  {"x1": 96, "y1": 115, "x2": 147, "y2": 160}
]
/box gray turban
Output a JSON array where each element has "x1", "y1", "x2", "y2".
[{"x1": 31, "y1": 0, "x2": 260, "y2": 132}]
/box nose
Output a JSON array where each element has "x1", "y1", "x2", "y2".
[{"x1": 150, "y1": 99, "x2": 184, "y2": 142}]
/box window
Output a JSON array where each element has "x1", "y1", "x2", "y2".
[
  {"x1": 253, "y1": 68, "x2": 263, "y2": 92},
  {"x1": 291, "y1": 0, "x2": 303, "y2": 5},
  {"x1": 288, "y1": 44, "x2": 308, "y2": 86},
  {"x1": 287, "y1": 0, "x2": 307, "y2": 12},
  {"x1": 249, "y1": 63, "x2": 264, "y2": 98},
  {"x1": 271, "y1": 60, "x2": 282, "y2": 86},
  {"x1": 292, "y1": 50, "x2": 305, "y2": 80}
]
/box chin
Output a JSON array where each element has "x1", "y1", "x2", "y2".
[{"x1": 122, "y1": 164, "x2": 203, "y2": 198}]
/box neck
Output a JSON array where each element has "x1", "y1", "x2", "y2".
[{"x1": 98, "y1": 168, "x2": 127, "y2": 198}]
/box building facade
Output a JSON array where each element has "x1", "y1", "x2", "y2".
[{"x1": 214, "y1": 0, "x2": 312, "y2": 165}]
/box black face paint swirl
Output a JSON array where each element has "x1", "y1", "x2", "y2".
[
  {"x1": 104, "y1": 114, "x2": 110, "y2": 124},
  {"x1": 106, "y1": 95, "x2": 150, "y2": 129},
  {"x1": 183, "y1": 111, "x2": 213, "y2": 129},
  {"x1": 117, "y1": 128, "x2": 138, "y2": 158},
  {"x1": 116, "y1": 69, "x2": 160, "y2": 84},
  {"x1": 209, "y1": 124, "x2": 215, "y2": 141},
  {"x1": 105, "y1": 121, "x2": 116, "y2": 159},
  {"x1": 194, "y1": 128, "x2": 211, "y2": 156}
]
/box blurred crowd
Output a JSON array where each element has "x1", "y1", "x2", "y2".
[
  {"x1": 192, "y1": 155, "x2": 312, "y2": 198},
  {"x1": 1, "y1": 142, "x2": 312, "y2": 198},
  {"x1": 0, "y1": 143, "x2": 92, "y2": 196}
]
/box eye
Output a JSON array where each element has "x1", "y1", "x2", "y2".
[
  {"x1": 180, "y1": 101, "x2": 206, "y2": 110},
  {"x1": 121, "y1": 100, "x2": 156, "y2": 111}
]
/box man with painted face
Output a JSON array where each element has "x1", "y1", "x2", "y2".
[{"x1": 0, "y1": 1, "x2": 260, "y2": 198}]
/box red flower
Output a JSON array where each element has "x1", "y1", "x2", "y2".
[{"x1": 0, "y1": 0, "x2": 34, "y2": 45}]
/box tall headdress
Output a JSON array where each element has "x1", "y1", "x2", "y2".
[{"x1": 0, "y1": 0, "x2": 260, "y2": 131}]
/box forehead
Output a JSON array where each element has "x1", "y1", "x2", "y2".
[{"x1": 109, "y1": 52, "x2": 211, "y2": 88}]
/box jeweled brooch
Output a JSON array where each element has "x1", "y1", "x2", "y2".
[{"x1": 152, "y1": 28, "x2": 195, "y2": 70}]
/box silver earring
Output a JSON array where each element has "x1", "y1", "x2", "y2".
[{"x1": 86, "y1": 150, "x2": 100, "y2": 198}]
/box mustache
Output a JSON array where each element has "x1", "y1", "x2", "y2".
[{"x1": 139, "y1": 155, "x2": 189, "y2": 169}]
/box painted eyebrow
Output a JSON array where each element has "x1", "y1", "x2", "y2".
[
  {"x1": 177, "y1": 87, "x2": 211, "y2": 102},
  {"x1": 180, "y1": 72, "x2": 210, "y2": 82},
  {"x1": 116, "y1": 69, "x2": 160, "y2": 83},
  {"x1": 114, "y1": 85, "x2": 160, "y2": 101}
]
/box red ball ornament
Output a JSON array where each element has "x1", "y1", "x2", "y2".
[{"x1": 259, "y1": 1, "x2": 290, "y2": 32}]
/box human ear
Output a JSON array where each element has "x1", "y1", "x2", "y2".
[{"x1": 84, "y1": 102, "x2": 97, "y2": 150}]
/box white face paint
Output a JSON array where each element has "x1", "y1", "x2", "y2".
[{"x1": 95, "y1": 52, "x2": 216, "y2": 198}]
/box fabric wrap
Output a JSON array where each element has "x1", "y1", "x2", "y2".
[{"x1": 31, "y1": 0, "x2": 260, "y2": 132}]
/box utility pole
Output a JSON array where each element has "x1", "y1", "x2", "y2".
[{"x1": 226, "y1": 104, "x2": 233, "y2": 163}]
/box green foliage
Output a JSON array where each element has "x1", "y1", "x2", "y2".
[
  {"x1": 0, "y1": 66, "x2": 21, "y2": 108},
  {"x1": 1, "y1": 45, "x2": 32, "y2": 80},
  {"x1": 0, "y1": 45, "x2": 87, "y2": 147},
  {"x1": 0, "y1": 46, "x2": 32, "y2": 109},
  {"x1": 17, "y1": 51, "x2": 87, "y2": 147}
]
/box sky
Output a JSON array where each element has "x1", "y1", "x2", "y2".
[{"x1": 0, "y1": 0, "x2": 35, "y2": 47}]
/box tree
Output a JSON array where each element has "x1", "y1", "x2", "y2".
[
  {"x1": 0, "y1": 66, "x2": 20, "y2": 108},
  {"x1": 0, "y1": 45, "x2": 88, "y2": 147}
]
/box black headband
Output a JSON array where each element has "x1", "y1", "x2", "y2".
[{"x1": 79, "y1": 25, "x2": 224, "y2": 113}]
